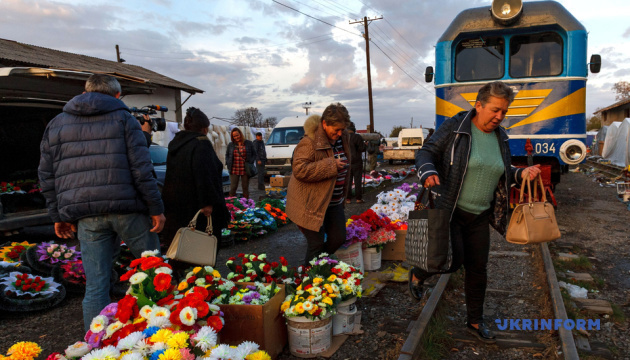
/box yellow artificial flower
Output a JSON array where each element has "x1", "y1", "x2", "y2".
[
  {"x1": 307, "y1": 295, "x2": 316, "y2": 302},
  {"x1": 193, "y1": 267, "x2": 202, "y2": 274},
  {"x1": 177, "y1": 281, "x2": 188, "y2": 291},
  {"x1": 245, "y1": 350, "x2": 272, "y2": 360},
  {"x1": 295, "y1": 302, "x2": 305, "y2": 314},
  {"x1": 212, "y1": 270, "x2": 221, "y2": 278},
  {"x1": 281, "y1": 301, "x2": 290, "y2": 312},
  {"x1": 166, "y1": 332, "x2": 189, "y2": 349},
  {"x1": 327, "y1": 275, "x2": 337, "y2": 282},
  {"x1": 158, "y1": 348, "x2": 182, "y2": 360},
  {"x1": 322, "y1": 297, "x2": 333, "y2": 306},
  {"x1": 6, "y1": 342, "x2": 41, "y2": 360},
  {"x1": 151, "y1": 329, "x2": 173, "y2": 343},
  {"x1": 296, "y1": 284, "x2": 302, "y2": 291},
  {"x1": 312, "y1": 277, "x2": 324, "y2": 285},
  {"x1": 324, "y1": 284, "x2": 334, "y2": 293},
  {"x1": 345, "y1": 219, "x2": 354, "y2": 226}
]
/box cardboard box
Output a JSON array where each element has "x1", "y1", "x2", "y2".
[
  {"x1": 381, "y1": 229, "x2": 406, "y2": 261},
  {"x1": 218, "y1": 283, "x2": 287, "y2": 359},
  {"x1": 270, "y1": 176, "x2": 290, "y2": 187}
]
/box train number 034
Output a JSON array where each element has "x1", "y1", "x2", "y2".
[{"x1": 535, "y1": 142, "x2": 556, "y2": 154}]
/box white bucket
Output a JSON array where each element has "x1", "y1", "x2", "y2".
[
  {"x1": 363, "y1": 247, "x2": 382, "y2": 271},
  {"x1": 332, "y1": 304, "x2": 357, "y2": 335},
  {"x1": 286, "y1": 314, "x2": 333, "y2": 358},
  {"x1": 336, "y1": 296, "x2": 357, "y2": 313},
  {"x1": 334, "y1": 242, "x2": 364, "y2": 273}
]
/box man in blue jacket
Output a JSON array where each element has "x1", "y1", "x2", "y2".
[{"x1": 38, "y1": 74, "x2": 165, "y2": 332}]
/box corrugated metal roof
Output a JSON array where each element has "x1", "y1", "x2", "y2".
[
  {"x1": 594, "y1": 97, "x2": 630, "y2": 114},
  {"x1": 0, "y1": 38, "x2": 203, "y2": 94}
]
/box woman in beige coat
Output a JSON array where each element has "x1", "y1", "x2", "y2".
[{"x1": 286, "y1": 103, "x2": 352, "y2": 265}]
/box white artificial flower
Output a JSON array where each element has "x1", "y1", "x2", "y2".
[
  {"x1": 195, "y1": 278, "x2": 206, "y2": 286},
  {"x1": 154, "y1": 267, "x2": 172, "y2": 275},
  {"x1": 139, "y1": 305, "x2": 153, "y2": 319},
  {"x1": 105, "y1": 321, "x2": 124, "y2": 339},
  {"x1": 192, "y1": 326, "x2": 218, "y2": 352},
  {"x1": 180, "y1": 306, "x2": 198, "y2": 326},
  {"x1": 116, "y1": 331, "x2": 144, "y2": 351},
  {"x1": 120, "y1": 352, "x2": 144, "y2": 360},
  {"x1": 258, "y1": 254, "x2": 267, "y2": 260},
  {"x1": 151, "y1": 342, "x2": 166, "y2": 353},
  {"x1": 99, "y1": 345, "x2": 120, "y2": 359},
  {"x1": 89, "y1": 315, "x2": 109, "y2": 334},
  {"x1": 141, "y1": 250, "x2": 159, "y2": 257},
  {"x1": 203, "y1": 266, "x2": 215, "y2": 273},
  {"x1": 65, "y1": 341, "x2": 91, "y2": 358},
  {"x1": 129, "y1": 272, "x2": 148, "y2": 284},
  {"x1": 132, "y1": 339, "x2": 152, "y2": 356},
  {"x1": 210, "y1": 344, "x2": 233, "y2": 359}
]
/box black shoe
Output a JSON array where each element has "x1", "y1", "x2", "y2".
[
  {"x1": 466, "y1": 322, "x2": 497, "y2": 344},
  {"x1": 408, "y1": 268, "x2": 424, "y2": 300}
]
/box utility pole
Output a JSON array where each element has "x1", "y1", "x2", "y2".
[
  {"x1": 350, "y1": 16, "x2": 382, "y2": 133},
  {"x1": 302, "y1": 102, "x2": 312, "y2": 115},
  {"x1": 115, "y1": 45, "x2": 125, "y2": 63},
  {"x1": 410, "y1": 117, "x2": 413, "y2": 128}
]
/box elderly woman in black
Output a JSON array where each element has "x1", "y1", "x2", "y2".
[{"x1": 161, "y1": 108, "x2": 229, "y2": 276}]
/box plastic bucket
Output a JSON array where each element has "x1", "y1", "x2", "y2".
[
  {"x1": 332, "y1": 304, "x2": 357, "y2": 335},
  {"x1": 286, "y1": 315, "x2": 333, "y2": 358},
  {"x1": 334, "y1": 243, "x2": 364, "y2": 273},
  {"x1": 363, "y1": 247, "x2": 381, "y2": 271},
  {"x1": 336, "y1": 296, "x2": 357, "y2": 313}
]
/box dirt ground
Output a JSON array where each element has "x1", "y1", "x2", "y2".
[{"x1": 0, "y1": 167, "x2": 628, "y2": 360}]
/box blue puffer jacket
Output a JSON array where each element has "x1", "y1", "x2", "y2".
[
  {"x1": 38, "y1": 92, "x2": 164, "y2": 223},
  {"x1": 415, "y1": 109, "x2": 523, "y2": 234}
]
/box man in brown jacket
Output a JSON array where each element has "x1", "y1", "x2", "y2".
[{"x1": 286, "y1": 103, "x2": 352, "y2": 265}]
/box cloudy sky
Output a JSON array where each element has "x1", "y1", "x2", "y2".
[{"x1": 1, "y1": 0, "x2": 628, "y2": 134}]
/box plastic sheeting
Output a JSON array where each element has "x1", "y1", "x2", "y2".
[
  {"x1": 601, "y1": 119, "x2": 630, "y2": 167},
  {"x1": 593, "y1": 125, "x2": 608, "y2": 156}
]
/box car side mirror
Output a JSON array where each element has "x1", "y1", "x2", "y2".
[
  {"x1": 425, "y1": 66, "x2": 434, "y2": 83},
  {"x1": 589, "y1": 54, "x2": 601, "y2": 73}
]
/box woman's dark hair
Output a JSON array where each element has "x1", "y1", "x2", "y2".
[{"x1": 184, "y1": 107, "x2": 210, "y2": 133}]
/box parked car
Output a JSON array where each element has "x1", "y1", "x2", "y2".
[{"x1": 148, "y1": 143, "x2": 230, "y2": 194}]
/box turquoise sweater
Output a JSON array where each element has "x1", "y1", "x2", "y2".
[{"x1": 456, "y1": 124, "x2": 504, "y2": 215}]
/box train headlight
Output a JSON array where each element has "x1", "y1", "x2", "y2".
[
  {"x1": 491, "y1": 0, "x2": 523, "y2": 26},
  {"x1": 559, "y1": 140, "x2": 587, "y2": 165}
]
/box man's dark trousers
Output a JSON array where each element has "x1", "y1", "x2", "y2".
[
  {"x1": 348, "y1": 162, "x2": 363, "y2": 201},
  {"x1": 257, "y1": 160, "x2": 266, "y2": 190}
]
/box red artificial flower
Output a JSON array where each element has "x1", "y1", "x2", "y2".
[
  {"x1": 205, "y1": 275, "x2": 214, "y2": 283},
  {"x1": 169, "y1": 309, "x2": 183, "y2": 325},
  {"x1": 129, "y1": 258, "x2": 144, "y2": 268},
  {"x1": 153, "y1": 273, "x2": 171, "y2": 292},
  {"x1": 265, "y1": 275, "x2": 273, "y2": 283},
  {"x1": 262, "y1": 264, "x2": 271, "y2": 273},
  {"x1": 156, "y1": 293, "x2": 175, "y2": 307},
  {"x1": 235, "y1": 265, "x2": 243, "y2": 273},
  {"x1": 119, "y1": 269, "x2": 137, "y2": 282},
  {"x1": 280, "y1": 257, "x2": 288, "y2": 266},
  {"x1": 140, "y1": 257, "x2": 164, "y2": 271},
  {"x1": 304, "y1": 284, "x2": 313, "y2": 290},
  {"x1": 228, "y1": 257, "x2": 236, "y2": 261},
  {"x1": 186, "y1": 276, "x2": 197, "y2": 284},
  {"x1": 116, "y1": 295, "x2": 138, "y2": 323},
  {"x1": 206, "y1": 315, "x2": 223, "y2": 332},
  {"x1": 271, "y1": 262, "x2": 279, "y2": 268},
  {"x1": 238, "y1": 253, "x2": 245, "y2": 258},
  {"x1": 191, "y1": 286, "x2": 209, "y2": 300}
]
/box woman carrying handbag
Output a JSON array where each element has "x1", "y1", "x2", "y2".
[
  {"x1": 161, "y1": 108, "x2": 229, "y2": 279},
  {"x1": 225, "y1": 127, "x2": 257, "y2": 199},
  {"x1": 413, "y1": 82, "x2": 541, "y2": 344}
]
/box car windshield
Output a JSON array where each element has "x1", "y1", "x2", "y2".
[
  {"x1": 401, "y1": 137, "x2": 423, "y2": 146},
  {"x1": 267, "y1": 126, "x2": 305, "y2": 145},
  {"x1": 149, "y1": 145, "x2": 168, "y2": 165}
]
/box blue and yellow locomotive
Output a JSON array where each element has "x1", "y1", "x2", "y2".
[{"x1": 425, "y1": 0, "x2": 601, "y2": 185}]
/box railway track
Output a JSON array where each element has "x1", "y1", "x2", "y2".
[
  {"x1": 584, "y1": 158, "x2": 626, "y2": 179},
  {"x1": 398, "y1": 240, "x2": 580, "y2": 359}
]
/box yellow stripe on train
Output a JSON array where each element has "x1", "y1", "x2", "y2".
[{"x1": 506, "y1": 88, "x2": 585, "y2": 129}]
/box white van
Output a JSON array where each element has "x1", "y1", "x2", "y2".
[
  {"x1": 265, "y1": 115, "x2": 309, "y2": 175},
  {"x1": 398, "y1": 128, "x2": 424, "y2": 149}
]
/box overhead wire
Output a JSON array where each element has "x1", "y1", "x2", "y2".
[
  {"x1": 369, "y1": 40, "x2": 434, "y2": 96},
  {"x1": 272, "y1": 0, "x2": 362, "y2": 38}
]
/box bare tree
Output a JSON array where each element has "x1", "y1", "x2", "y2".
[
  {"x1": 263, "y1": 117, "x2": 277, "y2": 128},
  {"x1": 233, "y1": 107, "x2": 263, "y2": 127},
  {"x1": 612, "y1": 81, "x2": 630, "y2": 101}
]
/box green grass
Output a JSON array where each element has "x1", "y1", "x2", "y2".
[
  {"x1": 554, "y1": 255, "x2": 593, "y2": 272},
  {"x1": 611, "y1": 303, "x2": 627, "y2": 324},
  {"x1": 564, "y1": 277, "x2": 599, "y2": 292},
  {"x1": 415, "y1": 305, "x2": 455, "y2": 360},
  {"x1": 560, "y1": 288, "x2": 584, "y2": 321}
]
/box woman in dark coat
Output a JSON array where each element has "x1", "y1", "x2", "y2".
[
  {"x1": 225, "y1": 127, "x2": 256, "y2": 199},
  {"x1": 161, "y1": 107, "x2": 229, "y2": 275}
]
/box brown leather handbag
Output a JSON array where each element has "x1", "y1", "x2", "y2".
[{"x1": 506, "y1": 174, "x2": 561, "y2": 244}]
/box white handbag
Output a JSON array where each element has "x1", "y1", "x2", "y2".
[{"x1": 166, "y1": 210, "x2": 217, "y2": 266}]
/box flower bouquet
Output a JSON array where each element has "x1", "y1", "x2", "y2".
[
  {"x1": 257, "y1": 198, "x2": 286, "y2": 212},
  {"x1": 0, "y1": 240, "x2": 35, "y2": 263},
  {"x1": 281, "y1": 276, "x2": 340, "y2": 320},
  {"x1": 226, "y1": 253, "x2": 300, "y2": 288},
  {"x1": 52, "y1": 259, "x2": 86, "y2": 294},
  {"x1": 342, "y1": 218, "x2": 371, "y2": 248},
  {"x1": 306, "y1": 254, "x2": 363, "y2": 301},
  {"x1": 263, "y1": 203, "x2": 289, "y2": 226},
  {"x1": 370, "y1": 188, "x2": 417, "y2": 222},
  {"x1": 0, "y1": 271, "x2": 65, "y2": 311},
  {"x1": 175, "y1": 265, "x2": 239, "y2": 307},
  {"x1": 23, "y1": 241, "x2": 80, "y2": 276},
  {"x1": 227, "y1": 282, "x2": 279, "y2": 305},
  {"x1": 364, "y1": 227, "x2": 396, "y2": 252}
]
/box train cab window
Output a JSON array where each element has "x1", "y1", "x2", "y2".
[
  {"x1": 455, "y1": 36, "x2": 504, "y2": 81},
  {"x1": 510, "y1": 32, "x2": 563, "y2": 78}
]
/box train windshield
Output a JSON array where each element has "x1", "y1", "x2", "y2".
[
  {"x1": 455, "y1": 36, "x2": 504, "y2": 81},
  {"x1": 510, "y1": 32, "x2": 563, "y2": 78}
]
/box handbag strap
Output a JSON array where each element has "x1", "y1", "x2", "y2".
[
  {"x1": 188, "y1": 210, "x2": 214, "y2": 235},
  {"x1": 518, "y1": 173, "x2": 547, "y2": 204}
]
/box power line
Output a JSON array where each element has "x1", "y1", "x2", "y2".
[
  {"x1": 319, "y1": 0, "x2": 360, "y2": 19},
  {"x1": 369, "y1": 40, "x2": 433, "y2": 96},
  {"x1": 369, "y1": 26, "x2": 427, "y2": 80},
  {"x1": 272, "y1": 0, "x2": 362, "y2": 38}
]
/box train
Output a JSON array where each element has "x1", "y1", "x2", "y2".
[{"x1": 425, "y1": 0, "x2": 601, "y2": 185}]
